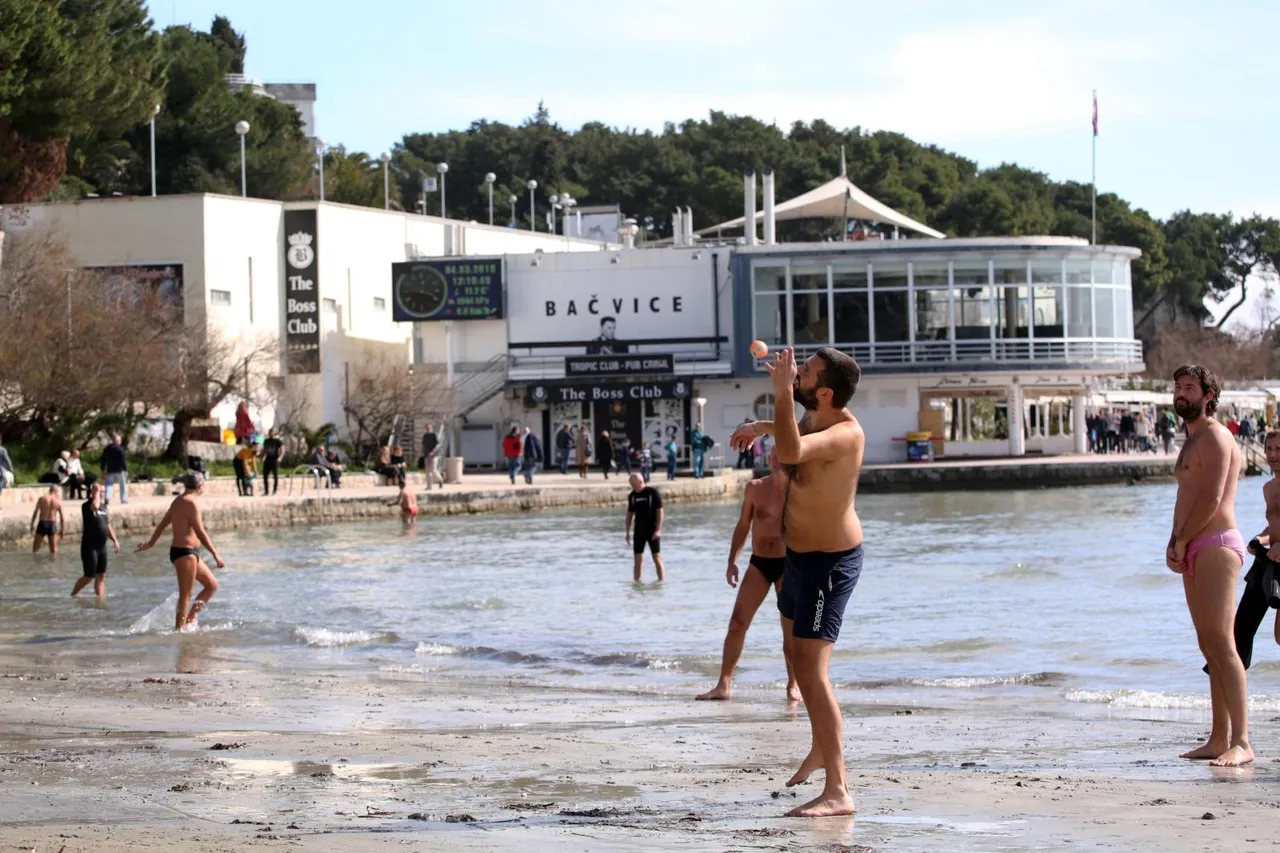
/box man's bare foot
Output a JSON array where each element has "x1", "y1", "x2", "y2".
[
  {"x1": 696, "y1": 683, "x2": 731, "y2": 701},
  {"x1": 786, "y1": 683, "x2": 801, "y2": 703},
  {"x1": 786, "y1": 749, "x2": 823, "y2": 787},
  {"x1": 786, "y1": 789, "x2": 855, "y2": 818},
  {"x1": 1209, "y1": 744, "x2": 1254, "y2": 767},
  {"x1": 1180, "y1": 740, "x2": 1229, "y2": 760}
]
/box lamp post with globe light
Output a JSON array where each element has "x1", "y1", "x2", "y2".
[
  {"x1": 508, "y1": 194, "x2": 517, "y2": 228},
  {"x1": 234, "y1": 120, "x2": 250, "y2": 197},
  {"x1": 526, "y1": 179, "x2": 538, "y2": 232},
  {"x1": 484, "y1": 172, "x2": 496, "y2": 225},
  {"x1": 437, "y1": 162, "x2": 449, "y2": 218},
  {"x1": 549, "y1": 194, "x2": 559, "y2": 234},
  {"x1": 149, "y1": 104, "x2": 160, "y2": 197},
  {"x1": 380, "y1": 153, "x2": 391, "y2": 209}
]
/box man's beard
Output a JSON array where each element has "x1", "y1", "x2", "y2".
[
  {"x1": 1173, "y1": 397, "x2": 1204, "y2": 421},
  {"x1": 792, "y1": 382, "x2": 818, "y2": 410}
]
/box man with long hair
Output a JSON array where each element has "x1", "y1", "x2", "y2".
[{"x1": 1169, "y1": 364, "x2": 1250, "y2": 766}]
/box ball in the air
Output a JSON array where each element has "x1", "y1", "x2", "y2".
[{"x1": 749, "y1": 340, "x2": 769, "y2": 359}]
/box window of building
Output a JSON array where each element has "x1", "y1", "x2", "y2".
[
  {"x1": 873, "y1": 291, "x2": 909, "y2": 342},
  {"x1": 831, "y1": 264, "x2": 868, "y2": 290},
  {"x1": 753, "y1": 292, "x2": 787, "y2": 346},
  {"x1": 1094, "y1": 287, "x2": 1116, "y2": 337},
  {"x1": 1030, "y1": 259, "x2": 1063, "y2": 284},
  {"x1": 1092, "y1": 258, "x2": 1113, "y2": 285},
  {"x1": 914, "y1": 289, "x2": 949, "y2": 343},
  {"x1": 911, "y1": 262, "x2": 949, "y2": 289},
  {"x1": 323, "y1": 298, "x2": 338, "y2": 314},
  {"x1": 753, "y1": 265, "x2": 786, "y2": 294},
  {"x1": 832, "y1": 291, "x2": 870, "y2": 343},
  {"x1": 210, "y1": 289, "x2": 232, "y2": 306},
  {"x1": 373, "y1": 296, "x2": 387, "y2": 311},
  {"x1": 791, "y1": 265, "x2": 826, "y2": 291},
  {"x1": 791, "y1": 291, "x2": 829, "y2": 345},
  {"x1": 952, "y1": 260, "x2": 991, "y2": 340},
  {"x1": 1066, "y1": 285, "x2": 1093, "y2": 337},
  {"x1": 1032, "y1": 286, "x2": 1063, "y2": 331},
  {"x1": 752, "y1": 393, "x2": 775, "y2": 421},
  {"x1": 1065, "y1": 258, "x2": 1091, "y2": 284},
  {"x1": 871, "y1": 262, "x2": 907, "y2": 291}
]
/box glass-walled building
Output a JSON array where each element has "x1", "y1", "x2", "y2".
[{"x1": 733, "y1": 237, "x2": 1141, "y2": 375}]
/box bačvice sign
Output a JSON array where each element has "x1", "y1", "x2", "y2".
[{"x1": 283, "y1": 209, "x2": 320, "y2": 374}]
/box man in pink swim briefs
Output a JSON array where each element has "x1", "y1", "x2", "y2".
[{"x1": 1167, "y1": 364, "x2": 1250, "y2": 766}]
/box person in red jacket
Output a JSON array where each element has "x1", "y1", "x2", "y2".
[{"x1": 502, "y1": 426, "x2": 523, "y2": 484}]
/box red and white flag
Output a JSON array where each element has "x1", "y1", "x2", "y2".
[{"x1": 1092, "y1": 91, "x2": 1098, "y2": 137}]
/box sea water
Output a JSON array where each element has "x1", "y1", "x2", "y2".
[{"x1": 0, "y1": 477, "x2": 1272, "y2": 718}]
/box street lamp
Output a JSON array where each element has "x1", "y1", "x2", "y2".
[
  {"x1": 380, "y1": 153, "x2": 391, "y2": 209},
  {"x1": 508, "y1": 194, "x2": 517, "y2": 228},
  {"x1": 234, "y1": 120, "x2": 250, "y2": 197},
  {"x1": 316, "y1": 139, "x2": 327, "y2": 202},
  {"x1": 149, "y1": 104, "x2": 160, "y2": 197},
  {"x1": 695, "y1": 397, "x2": 707, "y2": 428},
  {"x1": 549, "y1": 194, "x2": 559, "y2": 234},
  {"x1": 484, "y1": 172, "x2": 497, "y2": 226},
  {"x1": 526, "y1": 179, "x2": 538, "y2": 232},
  {"x1": 562, "y1": 195, "x2": 577, "y2": 236},
  {"x1": 436, "y1": 162, "x2": 449, "y2": 218}
]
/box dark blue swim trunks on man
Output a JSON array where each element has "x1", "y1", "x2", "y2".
[{"x1": 777, "y1": 546, "x2": 863, "y2": 642}]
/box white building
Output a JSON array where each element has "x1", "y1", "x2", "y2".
[{"x1": 0, "y1": 195, "x2": 605, "y2": 437}]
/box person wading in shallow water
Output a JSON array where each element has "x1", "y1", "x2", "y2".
[
  {"x1": 697, "y1": 449, "x2": 799, "y2": 703},
  {"x1": 1167, "y1": 364, "x2": 1251, "y2": 767},
  {"x1": 137, "y1": 472, "x2": 225, "y2": 632},
  {"x1": 730, "y1": 346, "x2": 865, "y2": 818}
]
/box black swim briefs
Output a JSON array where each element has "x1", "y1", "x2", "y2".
[
  {"x1": 35, "y1": 520, "x2": 57, "y2": 537},
  {"x1": 169, "y1": 546, "x2": 200, "y2": 565},
  {"x1": 749, "y1": 554, "x2": 786, "y2": 585},
  {"x1": 80, "y1": 546, "x2": 108, "y2": 577},
  {"x1": 633, "y1": 529, "x2": 661, "y2": 555},
  {"x1": 777, "y1": 546, "x2": 863, "y2": 642}
]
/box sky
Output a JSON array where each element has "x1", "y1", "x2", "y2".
[{"x1": 164, "y1": 0, "x2": 1280, "y2": 327}]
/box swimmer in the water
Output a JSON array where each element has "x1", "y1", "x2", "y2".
[
  {"x1": 136, "y1": 472, "x2": 224, "y2": 631},
  {"x1": 31, "y1": 486, "x2": 65, "y2": 555},
  {"x1": 391, "y1": 483, "x2": 418, "y2": 525},
  {"x1": 697, "y1": 449, "x2": 799, "y2": 703},
  {"x1": 72, "y1": 483, "x2": 118, "y2": 599},
  {"x1": 1167, "y1": 365, "x2": 1250, "y2": 767}
]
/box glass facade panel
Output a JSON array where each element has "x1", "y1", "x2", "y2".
[
  {"x1": 915, "y1": 289, "x2": 949, "y2": 341},
  {"x1": 1032, "y1": 286, "x2": 1063, "y2": 334},
  {"x1": 954, "y1": 286, "x2": 993, "y2": 337},
  {"x1": 1031, "y1": 259, "x2": 1063, "y2": 284},
  {"x1": 1065, "y1": 258, "x2": 1091, "y2": 284},
  {"x1": 873, "y1": 291, "x2": 909, "y2": 341},
  {"x1": 792, "y1": 291, "x2": 829, "y2": 345},
  {"x1": 1092, "y1": 259, "x2": 1113, "y2": 284},
  {"x1": 754, "y1": 292, "x2": 787, "y2": 345},
  {"x1": 1094, "y1": 287, "x2": 1116, "y2": 337},
  {"x1": 872, "y1": 262, "x2": 908, "y2": 290},
  {"x1": 1117, "y1": 289, "x2": 1133, "y2": 338},
  {"x1": 993, "y1": 257, "x2": 1027, "y2": 287},
  {"x1": 1066, "y1": 285, "x2": 1093, "y2": 337},
  {"x1": 792, "y1": 265, "x2": 826, "y2": 291},
  {"x1": 754, "y1": 265, "x2": 786, "y2": 293},
  {"x1": 832, "y1": 264, "x2": 868, "y2": 290},
  {"x1": 912, "y1": 262, "x2": 949, "y2": 288},
  {"x1": 997, "y1": 286, "x2": 1029, "y2": 338},
  {"x1": 832, "y1": 291, "x2": 870, "y2": 343}
]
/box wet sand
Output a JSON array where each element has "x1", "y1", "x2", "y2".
[{"x1": 2, "y1": 645, "x2": 1277, "y2": 852}]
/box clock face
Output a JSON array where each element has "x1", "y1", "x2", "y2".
[{"x1": 395, "y1": 265, "x2": 449, "y2": 318}]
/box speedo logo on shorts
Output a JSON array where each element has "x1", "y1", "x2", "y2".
[{"x1": 812, "y1": 590, "x2": 825, "y2": 632}]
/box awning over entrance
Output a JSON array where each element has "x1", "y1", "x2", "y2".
[{"x1": 701, "y1": 175, "x2": 945, "y2": 239}]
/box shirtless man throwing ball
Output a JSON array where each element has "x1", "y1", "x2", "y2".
[
  {"x1": 1168, "y1": 365, "x2": 1250, "y2": 766},
  {"x1": 731, "y1": 346, "x2": 865, "y2": 818}
]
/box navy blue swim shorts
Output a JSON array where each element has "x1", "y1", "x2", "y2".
[{"x1": 777, "y1": 546, "x2": 863, "y2": 642}]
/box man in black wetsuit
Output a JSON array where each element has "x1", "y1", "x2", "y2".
[
  {"x1": 261, "y1": 428, "x2": 283, "y2": 496},
  {"x1": 625, "y1": 473, "x2": 666, "y2": 582},
  {"x1": 72, "y1": 483, "x2": 119, "y2": 599}
]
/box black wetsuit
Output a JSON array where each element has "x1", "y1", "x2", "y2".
[
  {"x1": 262, "y1": 437, "x2": 283, "y2": 495},
  {"x1": 80, "y1": 500, "x2": 110, "y2": 577},
  {"x1": 1204, "y1": 544, "x2": 1278, "y2": 674}
]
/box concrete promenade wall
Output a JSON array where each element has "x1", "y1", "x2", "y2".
[{"x1": 0, "y1": 454, "x2": 1178, "y2": 551}]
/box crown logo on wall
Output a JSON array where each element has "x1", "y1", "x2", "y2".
[{"x1": 288, "y1": 232, "x2": 314, "y2": 248}]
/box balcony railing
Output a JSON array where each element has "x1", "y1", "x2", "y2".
[{"x1": 782, "y1": 338, "x2": 1143, "y2": 369}]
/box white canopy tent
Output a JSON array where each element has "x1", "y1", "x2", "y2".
[{"x1": 701, "y1": 175, "x2": 945, "y2": 239}]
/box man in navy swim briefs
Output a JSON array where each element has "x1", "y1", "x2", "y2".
[{"x1": 731, "y1": 345, "x2": 865, "y2": 819}]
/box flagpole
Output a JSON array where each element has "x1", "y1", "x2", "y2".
[{"x1": 1091, "y1": 89, "x2": 1097, "y2": 246}]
